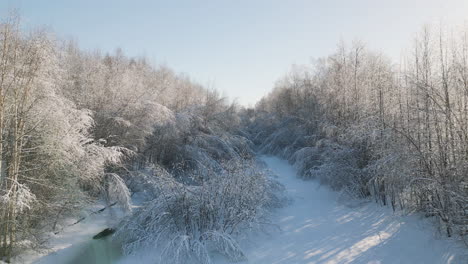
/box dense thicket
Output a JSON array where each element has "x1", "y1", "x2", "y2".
[
  {"x1": 0, "y1": 16, "x2": 280, "y2": 263},
  {"x1": 250, "y1": 27, "x2": 468, "y2": 242}
]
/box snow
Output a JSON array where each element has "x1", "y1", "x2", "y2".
[
  {"x1": 16, "y1": 156, "x2": 466, "y2": 264},
  {"x1": 214, "y1": 156, "x2": 466, "y2": 264},
  {"x1": 12, "y1": 202, "x2": 127, "y2": 264}
]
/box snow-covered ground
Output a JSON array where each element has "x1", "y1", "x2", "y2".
[
  {"x1": 215, "y1": 156, "x2": 466, "y2": 264},
  {"x1": 17, "y1": 156, "x2": 466, "y2": 264}
]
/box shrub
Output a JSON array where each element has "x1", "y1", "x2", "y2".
[{"x1": 115, "y1": 160, "x2": 285, "y2": 264}]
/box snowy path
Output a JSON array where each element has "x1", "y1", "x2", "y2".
[{"x1": 226, "y1": 156, "x2": 465, "y2": 264}]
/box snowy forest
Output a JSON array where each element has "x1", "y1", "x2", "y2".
[
  {"x1": 254, "y1": 28, "x2": 468, "y2": 238},
  {"x1": 0, "y1": 12, "x2": 467, "y2": 264}
]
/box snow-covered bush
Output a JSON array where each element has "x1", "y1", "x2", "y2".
[
  {"x1": 289, "y1": 140, "x2": 370, "y2": 198},
  {"x1": 256, "y1": 117, "x2": 310, "y2": 158},
  {"x1": 115, "y1": 160, "x2": 284, "y2": 264},
  {"x1": 290, "y1": 146, "x2": 322, "y2": 178},
  {"x1": 144, "y1": 108, "x2": 254, "y2": 179}
]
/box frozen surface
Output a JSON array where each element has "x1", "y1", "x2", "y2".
[{"x1": 215, "y1": 156, "x2": 466, "y2": 264}]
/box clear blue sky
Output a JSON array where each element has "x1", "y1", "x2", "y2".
[{"x1": 1, "y1": 0, "x2": 468, "y2": 106}]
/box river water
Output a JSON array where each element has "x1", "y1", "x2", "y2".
[
  {"x1": 35, "y1": 237, "x2": 122, "y2": 264},
  {"x1": 68, "y1": 238, "x2": 121, "y2": 264}
]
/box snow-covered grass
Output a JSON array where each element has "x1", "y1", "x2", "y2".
[{"x1": 212, "y1": 156, "x2": 466, "y2": 264}]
